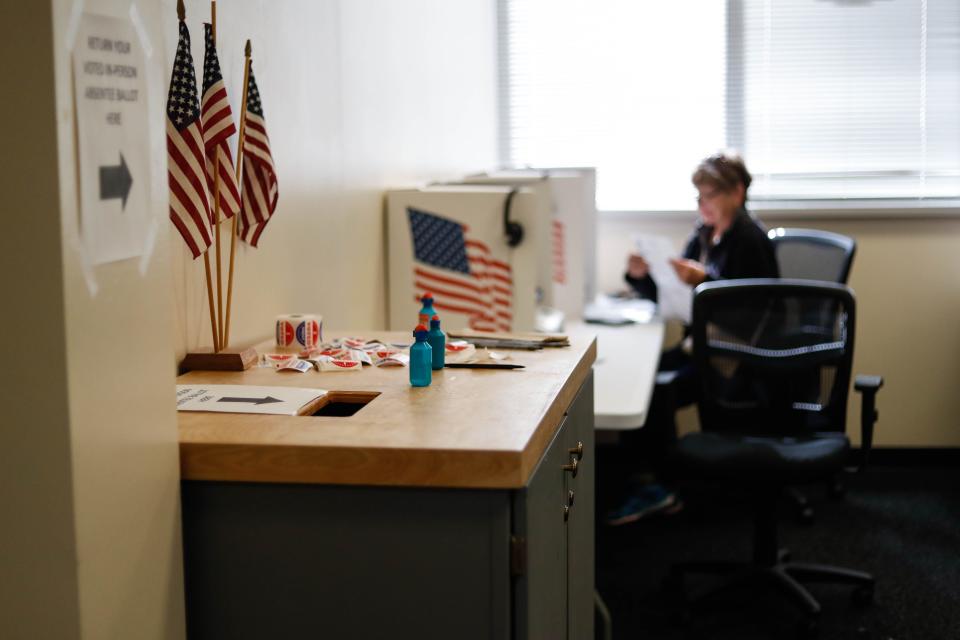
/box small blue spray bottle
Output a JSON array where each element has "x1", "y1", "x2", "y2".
[
  {"x1": 410, "y1": 324, "x2": 433, "y2": 387},
  {"x1": 418, "y1": 292, "x2": 437, "y2": 326},
  {"x1": 428, "y1": 314, "x2": 445, "y2": 370}
]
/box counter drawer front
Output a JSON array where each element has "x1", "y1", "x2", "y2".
[{"x1": 183, "y1": 482, "x2": 512, "y2": 640}]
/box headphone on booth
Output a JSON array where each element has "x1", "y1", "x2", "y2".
[{"x1": 502, "y1": 188, "x2": 524, "y2": 248}]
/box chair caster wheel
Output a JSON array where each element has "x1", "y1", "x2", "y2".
[
  {"x1": 852, "y1": 585, "x2": 874, "y2": 607},
  {"x1": 798, "y1": 617, "x2": 819, "y2": 638}
]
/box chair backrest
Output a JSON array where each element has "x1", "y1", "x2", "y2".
[
  {"x1": 691, "y1": 279, "x2": 856, "y2": 437},
  {"x1": 767, "y1": 228, "x2": 856, "y2": 284}
]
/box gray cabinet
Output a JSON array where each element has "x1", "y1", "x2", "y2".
[
  {"x1": 182, "y1": 373, "x2": 594, "y2": 639},
  {"x1": 512, "y1": 372, "x2": 595, "y2": 639},
  {"x1": 565, "y1": 370, "x2": 596, "y2": 639}
]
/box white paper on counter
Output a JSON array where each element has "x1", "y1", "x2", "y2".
[
  {"x1": 176, "y1": 385, "x2": 327, "y2": 415},
  {"x1": 632, "y1": 234, "x2": 692, "y2": 324}
]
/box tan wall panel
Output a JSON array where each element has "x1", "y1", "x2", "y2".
[{"x1": 598, "y1": 213, "x2": 960, "y2": 447}]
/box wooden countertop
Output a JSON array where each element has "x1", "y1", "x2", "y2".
[{"x1": 178, "y1": 330, "x2": 596, "y2": 489}]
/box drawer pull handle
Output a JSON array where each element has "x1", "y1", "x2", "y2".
[
  {"x1": 568, "y1": 441, "x2": 584, "y2": 460},
  {"x1": 563, "y1": 504, "x2": 570, "y2": 522},
  {"x1": 568, "y1": 490, "x2": 575, "y2": 507},
  {"x1": 562, "y1": 457, "x2": 578, "y2": 478}
]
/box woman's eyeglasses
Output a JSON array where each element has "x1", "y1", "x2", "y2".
[{"x1": 696, "y1": 189, "x2": 722, "y2": 204}]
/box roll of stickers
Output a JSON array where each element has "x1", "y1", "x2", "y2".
[{"x1": 275, "y1": 314, "x2": 323, "y2": 350}]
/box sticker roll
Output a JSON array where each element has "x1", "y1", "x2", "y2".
[{"x1": 275, "y1": 314, "x2": 323, "y2": 350}]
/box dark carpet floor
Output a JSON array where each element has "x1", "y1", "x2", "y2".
[{"x1": 595, "y1": 458, "x2": 960, "y2": 640}]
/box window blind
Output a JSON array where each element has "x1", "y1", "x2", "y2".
[
  {"x1": 501, "y1": 0, "x2": 960, "y2": 210},
  {"x1": 728, "y1": 0, "x2": 960, "y2": 201}
]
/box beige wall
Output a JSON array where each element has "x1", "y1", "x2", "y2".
[
  {"x1": 172, "y1": 0, "x2": 499, "y2": 358},
  {"x1": 1, "y1": 0, "x2": 187, "y2": 638},
  {"x1": 598, "y1": 212, "x2": 960, "y2": 447},
  {"x1": 0, "y1": 1, "x2": 83, "y2": 637}
]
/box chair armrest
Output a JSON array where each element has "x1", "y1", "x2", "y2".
[{"x1": 853, "y1": 375, "x2": 884, "y2": 471}]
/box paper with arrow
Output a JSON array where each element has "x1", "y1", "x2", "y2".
[
  {"x1": 176, "y1": 385, "x2": 328, "y2": 415},
  {"x1": 71, "y1": 13, "x2": 151, "y2": 265}
]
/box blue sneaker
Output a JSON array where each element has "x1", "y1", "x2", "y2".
[{"x1": 604, "y1": 484, "x2": 680, "y2": 526}]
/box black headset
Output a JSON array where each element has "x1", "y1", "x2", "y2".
[{"x1": 502, "y1": 187, "x2": 524, "y2": 247}]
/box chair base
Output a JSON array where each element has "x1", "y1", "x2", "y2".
[
  {"x1": 785, "y1": 473, "x2": 848, "y2": 524},
  {"x1": 670, "y1": 550, "x2": 874, "y2": 621}
]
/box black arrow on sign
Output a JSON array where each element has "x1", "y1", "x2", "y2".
[
  {"x1": 217, "y1": 396, "x2": 284, "y2": 406},
  {"x1": 99, "y1": 152, "x2": 133, "y2": 210}
]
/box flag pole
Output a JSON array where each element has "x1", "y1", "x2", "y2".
[
  {"x1": 180, "y1": 0, "x2": 220, "y2": 352},
  {"x1": 211, "y1": 1, "x2": 225, "y2": 348},
  {"x1": 203, "y1": 253, "x2": 219, "y2": 351},
  {"x1": 224, "y1": 39, "x2": 251, "y2": 348}
]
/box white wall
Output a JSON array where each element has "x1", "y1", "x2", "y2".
[
  {"x1": 172, "y1": 0, "x2": 499, "y2": 358},
  {"x1": 598, "y1": 211, "x2": 960, "y2": 447},
  {"x1": 2, "y1": 1, "x2": 499, "y2": 637}
]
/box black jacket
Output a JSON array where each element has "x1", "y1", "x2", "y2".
[{"x1": 625, "y1": 207, "x2": 779, "y2": 302}]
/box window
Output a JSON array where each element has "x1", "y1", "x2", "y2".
[{"x1": 500, "y1": 0, "x2": 960, "y2": 210}]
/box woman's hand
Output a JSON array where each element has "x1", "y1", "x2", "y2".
[
  {"x1": 669, "y1": 257, "x2": 708, "y2": 286},
  {"x1": 626, "y1": 253, "x2": 650, "y2": 279}
]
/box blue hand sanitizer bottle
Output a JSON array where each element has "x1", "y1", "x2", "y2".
[
  {"x1": 410, "y1": 325, "x2": 432, "y2": 387},
  {"x1": 418, "y1": 292, "x2": 437, "y2": 326},
  {"x1": 428, "y1": 314, "x2": 445, "y2": 370}
]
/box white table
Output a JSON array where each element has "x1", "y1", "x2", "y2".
[{"x1": 587, "y1": 320, "x2": 665, "y2": 430}]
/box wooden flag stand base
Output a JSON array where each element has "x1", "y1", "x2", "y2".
[{"x1": 180, "y1": 345, "x2": 259, "y2": 374}]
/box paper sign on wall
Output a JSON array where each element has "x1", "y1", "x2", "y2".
[
  {"x1": 71, "y1": 13, "x2": 151, "y2": 265},
  {"x1": 176, "y1": 385, "x2": 328, "y2": 416}
]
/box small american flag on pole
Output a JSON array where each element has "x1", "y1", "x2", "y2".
[
  {"x1": 201, "y1": 23, "x2": 241, "y2": 220},
  {"x1": 238, "y1": 64, "x2": 278, "y2": 247},
  {"x1": 407, "y1": 207, "x2": 513, "y2": 332},
  {"x1": 167, "y1": 21, "x2": 212, "y2": 259}
]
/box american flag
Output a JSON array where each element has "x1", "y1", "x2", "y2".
[
  {"x1": 201, "y1": 23, "x2": 241, "y2": 220},
  {"x1": 238, "y1": 64, "x2": 278, "y2": 247},
  {"x1": 552, "y1": 219, "x2": 566, "y2": 284},
  {"x1": 167, "y1": 21, "x2": 212, "y2": 259},
  {"x1": 407, "y1": 207, "x2": 513, "y2": 332}
]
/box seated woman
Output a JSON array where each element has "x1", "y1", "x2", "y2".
[{"x1": 606, "y1": 151, "x2": 779, "y2": 526}]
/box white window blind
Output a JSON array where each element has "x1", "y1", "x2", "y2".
[
  {"x1": 501, "y1": 0, "x2": 960, "y2": 210},
  {"x1": 730, "y1": 0, "x2": 960, "y2": 201},
  {"x1": 499, "y1": 0, "x2": 726, "y2": 211}
]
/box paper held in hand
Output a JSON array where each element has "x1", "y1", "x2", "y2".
[
  {"x1": 176, "y1": 385, "x2": 327, "y2": 415},
  {"x1": 632, "y1": 234, "x2": 692, "y2": 324}
]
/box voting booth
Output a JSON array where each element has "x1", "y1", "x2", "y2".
[
  {"x1": 460, "y1": 168, "x2": 597, "y2": 319},
  {"x1": 386, "y1": 185, "x2": 551, "y2": 332}
]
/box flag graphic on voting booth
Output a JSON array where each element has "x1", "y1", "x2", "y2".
[
  {"x1": 387, "y1": 186, "x2": 543, "y2": 332},
  {"x1": 408, "y1": 207, "x2": 513, "y2": 332},
  {"x1": 460, "y1": 168, "x2": 598, "y2": 319}
]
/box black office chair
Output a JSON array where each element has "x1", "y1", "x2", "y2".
[
  {"x1": 669, "y1": 279, "x2": 882, "y2": 636},
  {"x1": 768, "y1": 227, "x2": 856, "y2": 284},
  {"x1": 768, "y1": 227, "x2": 858, "y2": 522}
]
